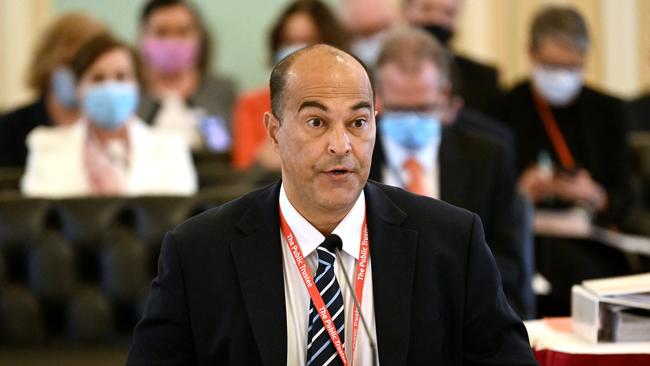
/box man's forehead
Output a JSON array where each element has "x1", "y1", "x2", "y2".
[
  {"x1": 284, "y1": 51, "x2": 373, "y2": 105},
  {"x1": 380, "y1": 61, "x2": 440, "y2": 87}
]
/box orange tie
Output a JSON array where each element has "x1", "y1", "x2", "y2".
[{"x1": 403, "y1": 157, "x2": 426, "y2": 195}]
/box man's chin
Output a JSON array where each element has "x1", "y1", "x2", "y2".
[{"x1": 315, "y1": 188, "x2": 363, "y2": 212}]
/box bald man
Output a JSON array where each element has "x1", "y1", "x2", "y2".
[{"x1": 127, "y1": 45, "x2": 536, "y2": 366}]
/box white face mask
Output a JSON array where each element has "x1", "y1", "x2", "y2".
[
  {"x1": 274, "y1": 43, "x2": 308, "y2": 64},
  {"x1": 532, "y1": 66, "x2": 583, "y2": 106},
  {"x1": 352, "y1": 31, "x2": 386, "y2": 67}
]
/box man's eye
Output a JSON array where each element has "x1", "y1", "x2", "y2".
[
  {"x1": 307, "y1": 118, "x2": 323, "y2": 127},
  {"x1": 352, "y1": 119, "x2": 366, "y2": 128}
]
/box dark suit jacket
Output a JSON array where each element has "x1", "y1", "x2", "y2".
[
  {"x1": 454, "y1": 55, "x2": 502, "y2": 115},
  {"x1": 369, "y1": 122, "x2": 531, "y2": 317},
  {"x1": 628, "y1": 93, "x2": 650, "y2": 132},
  {"x1": 0, "y1": 98, "x2": 52, "y2": 167},
  {"x1": 497, "y1": 81, "x2": 632, "y2": 226},
  {"x1": 455, "y1": 107, "x2": 514, "y2": 149},
  {"x1": 127, "y1": 181, "x2": 536, "y2": 365}
]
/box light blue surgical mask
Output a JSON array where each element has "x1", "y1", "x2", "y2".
[
  {"x1": 82, "y1": 82, "x2": 139, "y2": 130},
  {"x1": 380, "y1": 111, "x2": 441, "y2": 150},
  {"x1": 51, "y1": 67, "x2": 78, "y2": 108}
]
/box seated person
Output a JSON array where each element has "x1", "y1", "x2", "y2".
[
  {"x1": 369, "y1": 27, "x2": 532, "y2": 318},
  {"x1": 403, "y1": 0, "x2": 502, "y2": 114},
  {"x1": 0, "y1": 12, "x2": 106, "y2": 167},
  {"x1": 496, "y1": 6, "x2": 633, "y2": 315},
  {"x1": 127, "y1": 43, "x2": 537, "y2": 366},
  {"x1": 231, "y1": 0, "x2": 350, "y2": 171},
  {"x1": 137, "y1": 0, "x2": 236, "y2": 152},
  {"x1": 21, "y1": 34, "x2": 197, "y2": 198}
]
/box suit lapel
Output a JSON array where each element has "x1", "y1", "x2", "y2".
[
  {"x1": 364, "y1": 183, "x2": 418, "y2": 365},
  {"x1": 230, "y1": 183, "x2": 287, "y2": 365},
  {"x1": 439, "y1": 127, "x2": 470, "y2": 204}
]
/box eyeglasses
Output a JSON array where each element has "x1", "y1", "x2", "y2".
[{"x1": 381, "y1": 104, "x2": 446, "y2": 119}]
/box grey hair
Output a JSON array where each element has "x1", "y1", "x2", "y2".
[{"x1": 530, "y1": 6, "x2": 590, "y2": 52}]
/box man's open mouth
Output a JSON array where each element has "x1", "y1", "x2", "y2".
[{"x1": 325, "y1": 167, "x2": 351, "y2": 175}]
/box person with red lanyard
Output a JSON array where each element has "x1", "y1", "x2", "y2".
[
  {"x1": 496, "y1": 6, "x2": 634, "y2": 316},
  {"x1": 128, "y1": 44, "x2": 537, "y2": 365}
]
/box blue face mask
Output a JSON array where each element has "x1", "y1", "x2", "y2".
[
  {"x1": 82, "y1": 82, "x2": 139, "y2": 130},
  {"x1": 51, "y1": 67, "x2": 78, "y2": 108},
  {"x1": 380, "y1": 111, "x2": 441, "y2": 150}
]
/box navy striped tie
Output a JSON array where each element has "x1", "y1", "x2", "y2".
[{"x1": 306, "y1": 239, "x2": 345, "y2": 366}]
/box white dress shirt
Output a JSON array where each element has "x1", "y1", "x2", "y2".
[
  {"x1": 280, "y1": 185, "x2": 378, "y2": 365},
  {"x1": 380, "y1": 132, "x2": 441, "y2": 199}
]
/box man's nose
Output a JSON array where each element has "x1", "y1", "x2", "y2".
[{"x1": 328, "y1": 124, "x2": 351, "y2": 156}]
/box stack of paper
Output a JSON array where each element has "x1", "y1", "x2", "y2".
[{"x1": 572, "y1": 273, "x2": 650, "y2": 343}]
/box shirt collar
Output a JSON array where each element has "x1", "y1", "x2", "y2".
[
  {"x1": 279, "y1": 184, "x2": 365, "y2": 259},
  {"x1": 380, "y1": 131, "x2": 440, "y2": 171}
]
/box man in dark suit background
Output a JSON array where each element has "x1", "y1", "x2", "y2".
[
  {"x1": 403, "y1": 0, "x2": 502, "y2": 114},
  {"x1": 127, "y1": 44, "x2": 536, "y2": 365},
  {"x1": 368, "y1": 27, "x2": 534, "y2": 319},
  {"x1": 496, "y1": 6, "x2": 633, "y2": 315}
]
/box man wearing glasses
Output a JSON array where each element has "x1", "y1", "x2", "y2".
[{"x1": 369, "y1": 27, "x2": 531, "y2": 318}]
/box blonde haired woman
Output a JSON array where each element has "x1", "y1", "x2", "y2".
[{"x1": 0, "y1": 12, "x2": 107, "y2": 167}]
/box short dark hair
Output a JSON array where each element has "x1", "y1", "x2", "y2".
[
  {"x1": 268, "y1": 0, "x2": 350, "y2": 66},
  {"x1": 140, "y1": 0, "x2": 213, "y2": 75},
  {"x1": 530, "y1": 6, "x2": 589, "y2": 52},
  {"x1": 269, "y1": 44, "x2": 375, "y2": 119},
  {"x1": 71, "y1": 33, "x2": 144, "y2": 87}
]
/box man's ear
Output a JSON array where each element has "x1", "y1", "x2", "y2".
[{"x1": 264, "y1": 111, "x2": 281, "y2": 149}]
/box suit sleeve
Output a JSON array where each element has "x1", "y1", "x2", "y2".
[
  {"x1": 488, "y1": 141, "x2": 534, "y2": 318},
  {"x1": 462, "y1": 214, "x2": 537, "y2": 366},
  {"x1": 126, "y1": 232, "x2": 197, "y2": 366}
]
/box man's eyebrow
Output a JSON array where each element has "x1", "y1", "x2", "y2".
[
  {"x1": 351, "y1": 101, "x2": 372, "y2": 111},
  {"x1": 298, "y1": 100, "x2": 328, "y2": 112}
]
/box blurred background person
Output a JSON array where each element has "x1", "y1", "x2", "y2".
[
  {"x1": 341, "y1": 0, "x2": 396, "y2": 68},
  {"x1": 368, "y1": 27, "x2": 534, "y2": 318},
  {"x1": 0, "y1": 12, "x2": 106, "y2": 168},
  {"x1": 496, "y1": 6, "x2": 633, "y2": 316},
  {"x1": 231, "y1": 0, "x2": 350, "y2": 173},
  {"x1": 137, "y1": 0, "x2": 236, "y2": 153},
  {"x1": 403, "y1": 0, "x2": 502, "y2": 114},
  {"x1": 21, "y1": 33, "x2": 197, "y2": 198}
]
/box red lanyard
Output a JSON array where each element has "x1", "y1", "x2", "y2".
[
  {"x1": 532, "y1": 89, "x2": 577, "y2": 171},
  {"x1": 279, "y1": 208, "x2": 369, "y2": 366}
]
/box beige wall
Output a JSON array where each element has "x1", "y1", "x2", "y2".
[
  {"x1": 0, "y1": 0, "x2": 52, "y2": 111},
  {"x1": 1, "y1": 0, "x2": 648, "y2": 111}
]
